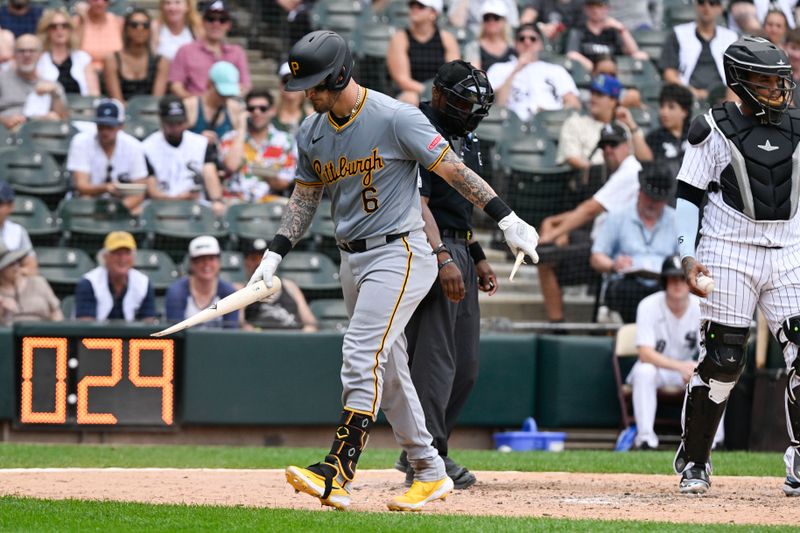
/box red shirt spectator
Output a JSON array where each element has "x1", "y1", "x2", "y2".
[{"x1": 167, "y1": 1, "x2": 250, "y2": 97}]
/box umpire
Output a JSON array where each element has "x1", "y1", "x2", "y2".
[{"x1": 398, "y1": 60, "x2": 497, "y2": 489}]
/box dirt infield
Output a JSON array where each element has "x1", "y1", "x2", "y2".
[{"x1": 1, "y1": 468, "x2": 798, "y2": 526}]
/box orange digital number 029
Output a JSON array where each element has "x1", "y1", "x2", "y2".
[{"x1": 20, "y1": 337, "x2": 174, "y2": 425}]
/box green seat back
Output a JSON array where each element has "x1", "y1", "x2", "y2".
[
  {"x1": 309, "y1": 298, "x2": 349, "y2": 331},
  {"x1": 133, "y1": 249, "x2": 179, "y2": 292},
  {"x1": 10, "y1": 195, "x2": 60, "y2": 245},
  {"x1": 126, "y1": 95, "x2": 161, "y2": 124},
  {"x1": 37, "y1": 246, "x2": 95, "y2": 299},
  {"x1": 277, "y1": 251, "x2": 341, "y2": 300},
  {"x1": 225, "y1": 202, "x2": 287, "y2": 245},
  {"x1": 58, "y1": 197, "x2": 141, "y2": 252},
  {"x1": 17, "y1": 120, "x2": 78, "y2": 161}
]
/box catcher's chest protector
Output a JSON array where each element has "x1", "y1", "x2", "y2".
[{"x1": 711, "y1": 101, "x2": 800, "y2": 221}]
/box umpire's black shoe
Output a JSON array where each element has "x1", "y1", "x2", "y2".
[
  {"x1": 680, "y1": 464, "x2": 710, "y2": 494},
  {"x1": 443, "y1": 456, "x2": 477, "y2": 490}
]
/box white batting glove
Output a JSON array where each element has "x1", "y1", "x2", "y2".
[
  {"x1": 498, "y1": 212, "x2": 539, "y2": 264},
  {"x1": 248, "y1": 250, "x2": 282, "y2": 288}
]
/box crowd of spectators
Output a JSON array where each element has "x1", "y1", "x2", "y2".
[{"x1": 0, "y1": 0, "x2": 797, "y2": 331}]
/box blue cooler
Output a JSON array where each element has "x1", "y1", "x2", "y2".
[{"x1": 493, "y1": 418, "x2": 566, "y2": 452}]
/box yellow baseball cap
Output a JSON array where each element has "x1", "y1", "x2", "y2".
[{"x1": 104, "y1": 231, "x2": 137, "y2": 252}]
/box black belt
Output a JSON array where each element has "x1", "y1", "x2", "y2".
[
  {"x1": 338, "y1": 232, "x2": 409, "y2": 253},
  {"x1": 440, "y1": 229, "x2": 472, "y2": 240}
]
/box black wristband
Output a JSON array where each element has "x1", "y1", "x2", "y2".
[
  {"x1": 438, "y1": 258, "x2": 454, "y2": 270},
  {"x1": 468, "y1": 241, "x2": 486, "y2": 264},
  {"x1": 484, "y1": 196, "x2": 512, "y2": 222},
  {"x1": 268, "y1": 234, "x2": 292, "y2": 257}
]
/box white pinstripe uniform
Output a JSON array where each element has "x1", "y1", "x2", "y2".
[{"x1": 678, "y1": 108, "x2": 800, "y2": 471}]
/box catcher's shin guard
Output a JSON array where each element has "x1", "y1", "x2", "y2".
[
  {"x1": 786, "y1": 365, "x2": 800, "y2": 448},
  {"x1": 682, "y1": 322, "x2": 748, "y2": 466},
  {"x1": 307, "y1": 409, "x2": 373, "y2": 498}
]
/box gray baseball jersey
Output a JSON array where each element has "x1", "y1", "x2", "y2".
[{"x1": 295, "y1": 89, "x2": 451, "y2": 242}]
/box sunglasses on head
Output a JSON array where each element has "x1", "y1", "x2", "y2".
[
  {"x1": 483, "y1": 13, "x2": 502, "y2": 22},
  {"x1": 247, "y1": 105, "x2": 270, "y2": 113},
  {"x1": 126, "y1": 20, "x2": 151, "y2": 29},
  {"x1": 696, "y1": 0, "x2": 721, "y2": 5},
  {"x1": 517, "y1": 34, "x2": 538, "y2": 43},
  {"x1": 48, "y1": 22, "x2": 70, "y2": 30},
  {"x1": 204, "y1": 14, "x2": 230, "y2": 24}
]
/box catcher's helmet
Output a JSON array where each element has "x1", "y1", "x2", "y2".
[
  {"x1": 724, "y1": 35, "x2": 796, "y2": 125},
  {"x1": 433, "y1": 60, "x2": 494, "y2": 134},
  {"x1": 661, "y1": 255, "x2": 684, "y2": 289},
  {"x1": 284, "y1": 31, "x2": 353, "y2": 92}
]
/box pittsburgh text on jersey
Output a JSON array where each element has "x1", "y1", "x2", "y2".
[{"x1": 312, "y1": 148, "x2": 385, "y2": 187}]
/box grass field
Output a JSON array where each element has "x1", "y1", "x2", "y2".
[{"x1": 0, "y1": 443, "x2": 790, "y2": 532}]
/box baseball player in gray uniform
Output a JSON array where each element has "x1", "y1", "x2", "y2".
[
  {"x1": 247, "y1": 31, "x2": 539, "y2": 511},
  {"x1": 675, "y1": 36, "x2": 800, "y2": 496}
]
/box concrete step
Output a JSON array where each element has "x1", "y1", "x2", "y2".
[{"x1": 478, "y1": 291, "x2": 596, "y2": 321}]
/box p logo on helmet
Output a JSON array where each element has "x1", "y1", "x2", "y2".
[{"x1": 290, "y1": 61, "x2": 300, "y2": 77}]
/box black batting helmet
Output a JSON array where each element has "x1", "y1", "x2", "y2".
[
  {"x1": 661, "y1": 255, "x2": 684, "y2": 289},
  {"x1": 284, "y1": 31, "x2": 353, "y2": 92},
  {"x1": 433, "y1": 60, "x2": 494, "y2": 135},
  {"x1": 724, "y1": 35, "x2": 796, "y2": 125}
]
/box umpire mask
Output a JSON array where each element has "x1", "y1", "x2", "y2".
[{"x1": 433, "y1": 60, "x2": 494, "y2": 135}]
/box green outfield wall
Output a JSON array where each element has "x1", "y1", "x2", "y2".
[{"x1": 0, "y1": 323, "x2": 626, "y2": 428}]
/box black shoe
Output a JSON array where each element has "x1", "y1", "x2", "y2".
[
  {"x1": 443, "y1": 456, "x2": 477, "y2": 490},
  {"x1": 680, "y1": 464, "x2": 710, "y2": 494}
]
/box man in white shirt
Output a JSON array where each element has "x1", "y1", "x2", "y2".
[
  {"x1": 487, "y1": 23, "x2": 580, "y2": 122},
  {"x1": 143, "y1": 95, "x2": 225, "y2": 216},
  {"x1": 66, "y1": 99, "x2": 149, "y2": 215},
  {"x1": 537, "y1": 122, "x2": 641, "y2": 323},
  {"x1": 0, "y1": 180, "x2": 36, "y2": 273},
  {"x1": 628, "y1": 255, "x2": 723, "y2": 450}
]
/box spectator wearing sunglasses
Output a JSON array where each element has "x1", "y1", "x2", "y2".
[
  {"x1": 219, "y1": 89, "x2": 298, "y2": 203},
  {"x1": 272, "y1": 62, "x2": 306, "y2": 135},
  {"x1": 386, "y1": 0, "x2": 461, "y2": 106},
  {"x1": 462, "y1": 0, "x2": 515, "y2": 72},
  {"x1": 104, "y1": 9, "x2": 169, "y2": 104},
  {"x1": 168, "y1": 1, "x2": 250, "y2": 98},
  {"x1": 73, "y1": 0, "x2": 124, "y2": 72},
  {"x1": 36, "y1": 8, "x2": 99, "y2": 96},
  {"x1": 448, "y1": 0, "x2": 519, "y2": 38},
  {"x1": 566, "y1": 0, "x2": 648, "y2": 73},
  {"x1": 487, "y1": 23, "x2": 580, "y2": 122},
  {"x1": 0, "y1": 0, "x2": 42, "y2": 39},
  {"x1": 728, "y1": 0, "x2": 796, "y2": 34},
  {"x1": 660, "y1": 0, "x2": 737, "y2": 104}
]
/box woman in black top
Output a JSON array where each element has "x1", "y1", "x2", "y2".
[
  {"x1": 36, "y1": 8, "x2": 99, "y2": 96},
  {"x1": 463, "y1": 2, "x2": 515, "y2": 71},
  {"x1": 387, "y1": 0, "x2": 460, "y2": 106},
  {"x1": 103, "y1": 9, "x2": 169, "y2": 104}
]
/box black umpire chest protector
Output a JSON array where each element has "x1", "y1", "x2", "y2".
[{"x1": 710, "y1": 102, "x2": 800, "y2": 221}]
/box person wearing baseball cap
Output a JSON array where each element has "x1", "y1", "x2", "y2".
[
  {"x1": 142, "y1": 95, "x2": 226, "y2": 215},
  {"x1": 165, "y1": 235, "x2": 239, "y2": 328},
  {"x1": 167, "y1": 0, "x2": 251, "y2": 98},
  {"x1": 0, "y1": 242, "x2": 61, "y2": 325},
  {"x1": 184, "y1": 60, "x2": 244, "y2": 144},
  {"x1": 65, "y1": 98, "x2": 150, "y2": 214},
  {"x1": 273, "y1": 62, "x2": 305, "y2": 134},
  {"x1": 387, "y1": 0, "x2": 460, "y2": 105},
  {"x1": 590, "y1": 163, "x2": 678, "y2": 323},
  {"x1": 239, "y1": 238, "x2": 318, "y2": 331},
  {"x1": 624, "y1": 252, "x2": 723, "y2": 451},
  {"x1": 0, "y1": 180, "x2": 37, "y2": 273},
  {"x1": 74, "y1": 231, "x2": 156, "y2": 322},
  {"x1": 536, "y1": 118, "x2": 643, "y2": 324},
  {"x1": 462, "y1": 0, "x2": 513, "y2": 72}
]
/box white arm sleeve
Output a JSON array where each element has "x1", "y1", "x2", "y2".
[{"x1": 676, "y1": 197, "x2": 700, "y2": 259}]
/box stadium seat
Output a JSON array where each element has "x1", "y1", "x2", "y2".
[
  {"x1": 126, "y1": 95, "x2": 162, "y2": 127},
  {"x1": 36, "y1": 246, "x2": 96, "y2": 300},
  {"x1": 665, "y1": 4, "x2": 698, "y2": 27},
  {"x1": 632, "y1": 29, "x2": 671, "y2": 62},
  {"x1": 385, "y1": 0, "x2": 409, "y2": 27},
  {"x1": 66, "y1": 94, "x2": 102, "y2": 119},
  {"x1": 310, "y1": 0, "x2": 364, "y2": 43},
  {"x1": 180, "y1": 250, "x2": 247, "y2": 285},
  {"x1": 611, "y1": 323, "x2": 684, "y2": 430},
  {"x1": 540, "y1": 53, "x2": 592, "y2": 88},
  {"x1": 353, "y1": 23, "x2": 395, "y2": 94},
  {"x1": 57, "y1": 197, "x2": 142, "y2": 252},
  {"x1": 496, "y1": 131, "x2": 558, "y2": 172},
  {"x1": 277, "y1": 250, "x2": 341, "y2": 301},
  {"x1": 531, "y1": 109, "x2": 577, "y2": 143},
  {"x1": 134, "y1": 249, "x2": 179, "y2": 294},
  {"x1": 60, "y1": 294, "x2": 75, "y2": 319},
  {"x1": 10, "y1": 195, "x2": 61, "y2": 247},
  {"x1": 0, "y1": 148, "x2": 67, "y2": 210},
  {"x1": 141, "y1": 200, "x2": 227, "y2": 262},
  {"x1": 309, "y1": 298, "x2": 349, "y2": 332},
  {"x1": 17, "y1": 120, "x2": 79, "y2": 166},
  {"x1": 224, "y1": 202, "x2": 287, "y2": 250},
  {"x1": 123, "y1": 118, "x2": 159, "y2": 141}
]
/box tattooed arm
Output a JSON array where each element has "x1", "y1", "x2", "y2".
[
  {"x1": 433, "y1": 149, "x2": 498, "y2": 208},
  {"x1": 276, "y1": 184, "x2": 324, "y2": 246}
]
